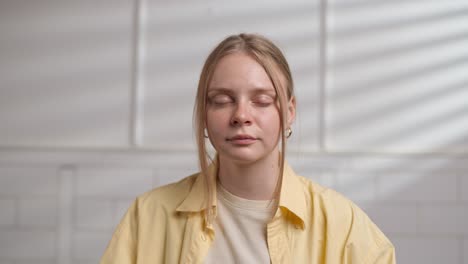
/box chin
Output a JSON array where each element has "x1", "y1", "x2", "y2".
[{"x1": 219, "y1": 149, "x2": 272, "y2": 165}]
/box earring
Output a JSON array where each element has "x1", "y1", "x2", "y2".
[
  {"x1": 204, "y1": 128, "x2": 209, "y2": 138},
  {"x1": 285, "y1": 127, "x2": 292, "y2": 138}
]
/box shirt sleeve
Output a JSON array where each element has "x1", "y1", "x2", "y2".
[
  {"x1": 341, "y1": 199, "x2": 396, "y2": 264},
  {"x1": 368, "y1": 244, "x2": 396, "y2": 264},
  {"x1": 100, "y1": 200, "x2": 139, "y2": 264}
]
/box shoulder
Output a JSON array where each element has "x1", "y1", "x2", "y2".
[
  {"x1": 100, "y1": 173, "x2": 200, "y2": 263},
  {"x1": 296, "y1": 174, "x2": 395, "y2": 262},
  {"x1": 295, "y1": 174, "x2": 381, "y2": 232},
  {"x1": 297, "y1": 176, "x2": 358, "y2": 225},
  {"x1": 134, "y1": 173, "x2": 199, "y2": 213}
]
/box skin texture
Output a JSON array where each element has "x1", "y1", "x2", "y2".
[{"x1": 206, "y1": 52, "x2": 295, "y2": 200}]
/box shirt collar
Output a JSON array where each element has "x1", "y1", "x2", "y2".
[
  {"x1": 176, "y1": 161, "x2": 217, "y2": 213},
  {"x1": 176, "y1": 160, "x2": 306, "y2": 229},
  {"x1": 278, "y1": 161, "x2": 307, "y2": 229}
]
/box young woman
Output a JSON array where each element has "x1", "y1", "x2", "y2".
[{"x1": 101, "y1": 33, "x2": 395, "y2": 264}]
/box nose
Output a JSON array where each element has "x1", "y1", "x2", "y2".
[{"x1": 230, "y1": 101, "x2": 252, "y2": 126}]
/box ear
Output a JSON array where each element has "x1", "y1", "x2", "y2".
[{"x1": 287, "y1": 96, "x2": 296, "y2": 126}]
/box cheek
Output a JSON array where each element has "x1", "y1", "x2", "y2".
[
  {"x1": 206, "y1": 110, "x2": 227, "y2": 133},
  {"x1": 257, "y1": 111, "x2": 281, "y2": 136}
]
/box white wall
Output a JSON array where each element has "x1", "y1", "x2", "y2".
[{"x1": 0, "y1": 0, "x2": 467, "y2": 263}]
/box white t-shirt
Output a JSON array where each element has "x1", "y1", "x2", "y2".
[{"x1": 204, "y1": 183, "x2": 277, "y2": 264}]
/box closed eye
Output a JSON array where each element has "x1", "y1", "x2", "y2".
[
  {"x1": 253, "y1": 95, "x2": 274, "y2": 106},
  {"x1": 209, "y1": 94, "x2": 234, "y2": 105}
]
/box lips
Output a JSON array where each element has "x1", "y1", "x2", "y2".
[
  {"x1": 227, "y1": 134, "x2": 257, "y2": 145},
  {"x1": 229, "y1": 134, "x2": 256, "y2": 140}
]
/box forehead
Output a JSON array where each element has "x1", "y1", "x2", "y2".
[{"x1": 208, "y1": 53, "x2": 275, "y2": 92}]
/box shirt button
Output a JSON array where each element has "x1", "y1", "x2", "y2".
[{"x1": 201, "y1": 234, "x2": 207, "y2": 241}]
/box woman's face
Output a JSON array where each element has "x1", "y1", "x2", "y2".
[{"x1": 205, "y1": 52, "x2": 294, "y2": 165}]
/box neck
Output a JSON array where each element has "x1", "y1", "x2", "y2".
[{"x1": 217, "y1": 152, "x2": 280, "y2": 200}]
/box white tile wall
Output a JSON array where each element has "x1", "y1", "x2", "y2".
[
  {"x1": 363, "y1": 204, "x2": 420, "y2": 234},
  {"x1": 334, "y1": 172, "x2": 377, "y2": 202},
  {"x1": 463, "y1": 239, "x2": 468, "y2": 264},
  {"x1": 73, "y1": 231, "x2": 112, "y2": 262},
  {"x1": 0, "y1": 167, "x2": 58, "y2": 196},
  {"x1": 377, "y1": 172, "x2": 459, "y2": 202},
  {"x1": 420, "y1": 205, "x2": 468, "y2": 235},
  {"x1": 76, "y1": 168, "x2": 153, "y2": 198},
  {"x1": 305, "y1": 170, "x2": 336, "y2": 189},
  {"x1": 326, "y1": 0, "x2": 468, "y2": 153},
  {"x1": 153, "y1": 168, "x2": 197, "y2": 187},
  {"x1": 0, "y1": 1, "x2": 467, "y2": 264},
  {"x1": 15, "y1": 261, "x2": 56, "y2": 264},
  {"x1": 76, "y1": 199, "x2": 114, "y2": 231},
  {"x1": 462, "y1": 175, "x2": 468, "y2": 201},
  {"x1": 18, "y1": 198, "x2": 57, "y2": 228},
  {"x1": 0, "y1": 199, "x2": 16, "y2": 226},
  {"x1": 0, "y1": 230, "x2": 56, "y2": 259},
  {"x1": 0, "y1": 0, "x2": 134, "y2": 147},
  {"x1": 391, "y1": 236, "x2": 460, "y2": 264}
]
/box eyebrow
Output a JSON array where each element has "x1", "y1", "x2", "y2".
[
  {"x1": 207, "y1": 87, "x2": 233, "y2": 95},
  {"x1": 207, "y1": 87, "x2": 276, "y2": 95}
]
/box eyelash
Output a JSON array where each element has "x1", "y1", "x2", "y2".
[
  {"x1": 208, "y1": 96, "x2": 274, "y2": 107},
  {"x1": 253, "y1": 98, "x2": 273, "y2": 107},
  {"x1": 255, "y1": 102, "x2": 272, "y2": 107},
  {"x1": 209, "y1": 96, "x2": 233, "y2": 105}
]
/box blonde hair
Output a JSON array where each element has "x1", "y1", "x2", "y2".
[{"x1": 193, "y1": 33, "x2": 294, "y2": 226}]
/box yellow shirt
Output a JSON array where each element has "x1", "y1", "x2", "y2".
[{"x1": 100, "y1": 162, "x2": 395, "y2": 264}]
